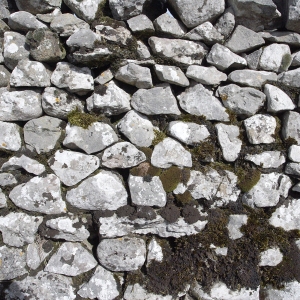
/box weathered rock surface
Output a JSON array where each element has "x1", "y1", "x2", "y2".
[
  {"x1": 109, "y1": 0, "x2": 148, "y2": 20},
  {"x1": 26, "y1": 240, "x2": 53, "y2": 270},
  {"x1": 147, "y1": 238, "x2": 163, "y2": 265},
  {"x1": 285, "y1": 162, "x2": 300, "y2": 177},
  {"x1": 66, "y1": 28, "x2": 101, "y2": 50},
  {"x1": 0, "y1": 65, "x2": 10, "y2": 87},
  {"x1": 0, "y1": 121, "x2": 22, "y2": 151},
  {"x1": 127, "y1": 14, "x2": 155, "y2": 35},
  {"x1": 259, "y1": 247, "x2": 283, "y2": 267},
  {"x1": 0, "y1": 188, "x2": 6, "y2": 208},
  {"x1": 227, "y1": 214, "x2": 248, "y2": 240},
  {"x1": 261, "y1": 281, "x2": 300, "y2": 300},
  {"x1": 8, "y1": 11, "x2": 47, "y2": 32},
  {"x1": 154, "y1": 64, "x2": 189, "y2": 87},
  {"x1": 94, "y1": 69, "x2": 114, "y2": 85},
  {"x1": 278, "y1": 67, "x2": 300, "y2": 88},
  {"x1": 288, "y1": 145, "x2": 300, "y2": 162},
  {"x1": 14, "y1": 0, "x2": 62, "y2": 15},
  {"x1": 215, "y1": 7, "x2": 235, "y2": 38},
  {"x1": 245, "y1": 151, "x2": 286, "y2": 168},
  {"x1": 286, "y1": 0, "x2": 300, "y2": 34},
  {"x1": 186, "y1": 65, "x2": 227, "y2": 85},
  {"x1": 260, "y1": 31, "x2": 300, "y2": 47},
  {"x1": 0, "y1": 173, "x2": 17, "y2": 187},
  {"x1": 282, "y1": 111, "x2": 300, "y2": 144}
]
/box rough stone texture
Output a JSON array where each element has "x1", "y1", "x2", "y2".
[
  {"x1": 0, "y1": 188, "x2": 6, "y2": 208},
  {"x1": 245, "y1": 151, "x2": 286, "y2": 168},
  {"x1": 66, "y1": 170, "x2": 127, "y2": 210},
  {"x1": 127, "y1": 14, "x2": 154, "y2": 35},
  {"x1": 147, "y1": 238, "x2": 163, "y2": 265},
  {"x1": 227, "y1": 214, "x2": 248, "y2": 240},
  {"x1": 215, "y1": 7, "x2": 235, "y2": 38},
  {"x1": 9, "y1": 174, "x2": 66, "y2": 214},
  {"x1": 292, "y1": 51, "x2": 300, "y2": 67},
  {"x1": 261, "y1": 281, "x2": 300, "y2": 300},
  {"x1": 154, "y1": 64, "x2": 189, "y2": 87},
  {"x1": 260, "y1": 31, "x2": 300, "y2": 47},
  {"x1": 278, "y1": 67, "x2": 300, "y2": 88},
  {"x1": 285, "y1": 162, "x2": 300, "y2": 177},
  {"x1": 109, "y1": 0, "x2": 148, "y2": 20},
  {"x1": 136, "y1": 40, "x2": 151, "y2": 59},
  {"x1": 0, "y1": 121, "x2": 22, "y2": 151},
  {"x1": 288, "y1": 145, "x2": 300, "y2": 162},
  {"x1": 282, "y1": 111, "x2": 300, "y2": 145},
  {"x1": 259, "y1": 248, "x2": 283, "y2": 267},
  {"x1": 245, "y1": 48, "x2": 263, "y2": 70},
  {"x1": 26, "y1": 240, "x2": 53, "y2": 270},
  {"x1": 14, "y1": 0, "x2": 62, "y2": 15},
  {"x1": 66, "y1": 28, "x2": 101, "y2": 50},
  {"x1": 0, "y1": 173, "x2": 17, "y2": 187},
  {"x1": 94, "y1": 69, "x2": 114, "y2": 85},
  {"x1": 186, "y1": 65, "x2": 227, "y2": 85},
  {"x1": 0, "y1": 65, "x2": 10, "y2": 87},
  {"x1": 36, "y1": 8, "x2": 62, "y2": 23},
  {"x1": 97, "y1": 237, "x2": 146, "y2": 271},
  {"x1": 8, "y1": 11, "x2": 47, "y2": 32},
  {"x1": 286, "y1": 0, "x2": 300, "y2": 34}
]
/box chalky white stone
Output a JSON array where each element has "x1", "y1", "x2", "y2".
[
  {"x1": 0, "y1": 121, "x2": 22, "y2": 151},
  {"x1": 259, "y1": 248, "x2": 283, "y2": 267},
  {"x1": 186, "y1": 65, "x2": 227, "y2": 85},
  {"x1": 227, "y1": 215, "x2": 248, "y2": 240},
  {"x1": 288, "y1": 145, "x2": 300, "y2": 162},
  {"x1": 154, "y1": 64, "x2": 189, "y2": 87},
  {"x1": 244, "y1": 151, "x2": 286, "y2": 168}
]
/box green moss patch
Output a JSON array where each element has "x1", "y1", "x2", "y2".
[
  {"x1": 159, "y1": 166, "x2": 182, "y2": 192},
  {"x1": 152, "y1": 129, "x2": 167, "y2": 146},
  {"x1": 237, "y1": 167, "x2": 261, "y2": 193},
  {"x1": 192, "y1": 140, "x2": 217, "y2": 162},
  {"x1": 67, "y1": 108, "x2": 99, "y2": 129}
]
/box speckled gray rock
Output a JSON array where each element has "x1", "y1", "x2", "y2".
[
  {"x1": 245, "y1": 48, "x2": 263, "y2": 70},
  {"x1": 0, "y1": 173, "x2": 17, "y2": 187},
  {"x1": 94, "y1": 69, "x2": 113, "y2": 85},
  {"x1": 288, "y1": 145, "x2": 300, "y2": 162},
  {"x1": 186, "y1": 65, "x2": 227, "y2": 85},
  {"x1": 151, "y1": 137, "x2": 192, "y2": 168},
  {"x1": 66, "y1": 170, "x2": 127, "y2": 210},
  {"x1": 206, "y1": 43, "x2": 247, "y2": 71},
  {"x1": 154, "y1": 64, "x2": 189, "y2": 87},
  {"x1": 242, "y1": 172, "x2": 292, "y2": 208},
  {"x1": 9, "y1": 174, "x2": 66, "y2": 214},
  {"x1": 131, "y1": 84, "x2": 181, "y2": 115},
  {"x1": 117, "y1": 110, "x2": 154, "y2": 147},
  {"x1": 45, "y1": 242, "x2": 97, "y2": 276},
  {"x1": 0, "y1": 212, "x2": 43, "y2": 247},
  {"x1": 24, "y1": 116, "x2": 65, "y2": 154},
  {"x1": 78, "y1": 265, "x2": 120, "y2": 300},
  {"x1": 259, "y1": 248, "x2": 283, "y2": 267},
  {"x1": 227, "y1": 214, "x2": 248, "y2": 240},
  {"x1": 136, "y1": 40, "x2": 151, "y2": 59},
  {"x1": 15, "y1": 0, "x2": 62, "y2": 15},
  {"x1": 215, "y1": 7, "x2": 235, "y2": 38},
  {"x1": 0, "y1": 121, "x2": 22, "y2": 151},
  {"x1": 216, "y1": 84, "x2": 266, "y2": 117},
  {"x1": 0, "y1": 0, "x2": 9, "y2": 19},
  {"x1": 8, "y1": 11, "x2": 47, "y2": 32},
  {"x1": 101, "y1": 142, "x2": 146, "y2": 168},
  {"x1": 97, "y1": 237, "x2": 146, "y2": 271},
  {"x1": 0, "y1": 65, "x2": 10, "y2": 87},
  {"x1": 148, "y1": 37, "x2": 207, "y2": 66},
  {"x1": 245, "y1": 151, "x2": 286, "y2": 168},
  {"x1": 260, "y1": 31, "x2": 300, "y2": 47},
  {"x1": 286, "y1": 0, "x2": 300, "y2": 34},
  {"x1": 0, "y1": 189, "x2": 6, "y2": 208},
  {"x1": 109, "y1": 0, "x2": 148, "y2": 20},
  {"x1": 285, "y1": 162, "x2": 300, "y2": 177},
  {"x1": 178, "y1": 83, "x2": 229, "y2": 121},
  {"x1": 278, "y1": 67, "x2": 300, "y2": 88},
  {"x1": 36, "y1": 7, "x2": 62, "y2": 23},
  {"x1": 292, "y1": 51, "x2": 300, "y2": 67},
  {"x1": 66, "y1": 28, "x2": 101, "y2": 50},
  {"x1": 127, "y1": 14, "x2": 154, "y2": 35},
  {"x1": 95, "y1": 24, "x2": 132, "y2": 46},
  {"x1": 282, "y1": 111, "x2": 300, "y2": 144},
  {"x1": 48, "y1": 150, "x2": 99, "y2": 186}
]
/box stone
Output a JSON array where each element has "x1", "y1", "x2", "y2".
[
  {"x1": 15, "y1": 0, "x2": 62, "y2": 15},
  {"x1": 259, "y1": 247, "x2": 283, "y2": 267},
  {"x1": 9, "y1": 174, "x2": 66, "y2": 214},
  {"x1": 282, "y1": 111, "x2": 300, "y2": 144},
  {"x1": 115, "y1": 63, "x2": 152, "y2": 88},
  {"x1": 292, "y1": 182, "x2": 300, "y2": 192},
  {"x1": 0, "y1": 0, "x2": 9, "y2": 19},
  {"x1": 109, "y1": 0, "x2": 148, "y2": 20},
  {"x1": 264, "y1": 84, "x2": 295, "y2": 113},
  {"x1": 147, "y1": 238, "x2": 163, "y2": 265},
  {"x1": 124, "y1": 283, "x2": 172, "y2": 300},
  {"x1": 245, "y1": 151, "x2": 286, "y2": 168},
  {"x1": 50, "y1": 13, "x2": 89, "y2": 37},
  {"x1": 66, "y1": 170, "x2": 127, "y2": 210},
  {"x1": 101, "y1": 142, "x2": 146, "y2": 168},
  {"x1": 0, "y1": 65, "x2": 10, "y2": 87},
  {"x1": 291, "y1": 51, "x2": 300, "y2": 67},
  {"x1": 128, "y1": 175, "x2": 166, "y2": 207},
  {"x1": 148, "y1": 37, "x2": 207, "y2": 66},
  {"x1": 48, "y1": 150, "x2": 99, "y2": 186},
  {"x1": 36, "y1": 8, "x2": 62, "y2": 23},
  {"x1": 136, "y1": 40, "x2": 151, "y2": 59},
  {"x1": 225, "y1": 25, "x2": 265, "y2": 54},
  {"x1": 0, "y1": 121, "x2": 22, "y2": 151},
  {"x1": 260, "y1": 31, "x2": 300, "y2": 47},
  {"x1": 288, "y1": 145, "x2": 300, "y2": 162},
  {"x1": 42, "y1": 87, "x2": 84, "y2": 119},
  {"x1": 0, "y1": 246, "x2": 27, "y2": 280},
  {"x1": 216, "y1": 84, "x2": 266, "y2": 117},
  {"x1": 3, "y1": 31, "x2": 30, "y2": 70},
  {"x1": 215, "y1": 7, "x2": 235, "y2": 38},
  {"x1": 0, "y1": 173, "x2": 17, "y2": 187},
  {"x1": 178, "y1": 83, "x2": 229, "y2": 121},
  {"x1": 0, "y1": 212, "x2": 42, "y2": 247},
  {"x1": 45, "y1": 242, "x2": 97, "y2": 276},
  {"x1": 278, "y1": 67, "x2": 300, "y2": 88},
  {"x1": 97, "y1": 237, "x2": 146, "y2": 271},
  {"x1": 186, "y1": 66, "x2": 227, "y2": 85},
  {"x1": 154, "y1": 64, "x2": 189, "y2": 87},
  {"x1": 215, "y1": 123, "x2": 242, "y2": 162},
  {"x1": 24, "y1": 116, "x2": 65, "y2": 154},
  {"x1": 153, "y1": 12, "x2": 186, "y2": 38},
  {"x1": 168, "y1": 121, "x2": 210, "y2": 145},
  {"x1": 66, "y1": 28, "x2": 101, "y2": 50},
  {"x1": 285, "y1": 162, "x2": 300, "y2": 177},
  {"x1": 78, "y1": 265, "x2": 120, "y2": 300},
  {"x1": 87, "y1": 80, "x2": 131, "y2": 115},
  {"x1": 228, "y1": 70, "x2": 277, "y2": 88},
  {"x1": 245, "y1": 48, "x2": 263, "y2": 70},
  {"x1": 51, "y1": 62, "x2": 93, "y2": 95},
  {"x1": 286, "y1": 0, "x2": 300, "y2": 34},
  {"x1": 151, "y1": 138, "x2": 192, "y2": 168},
  {"x1": 131, "y1": 84, "x2": 180, "y2": 115},
  {"x1": 95, "y1": 24, "x2": 132, "y2": 46},
  {"x1": 0, "y1": 189, "x2": 6, "y2": 208},
  {"x1": 8, "y1": 11, "x2": 47, "y2": 32},
  {"x1": 94, "y1": 69, "x2": 114, "y2": 85},
  {"x1": 206, "y1": 43, "x2": 247, "y2": 71},
  {"x1": 127, "y1": 14, "x2": 154, "y2": 35},
  {"x1": 10, "y1": 60, "x2": 51, "y2": 87},
  {"x1": 227, "y1": 214, "x2": 248, "y2": 240},
  {"x1": 243, "y1": 172, "x2": 292, "y2": 208},
  {"x1": 259, "y1": 43, "x2": 291, "y2": 72},
  {"x1": 261, "y1": 281, "x2": 300, "y2": 300}
]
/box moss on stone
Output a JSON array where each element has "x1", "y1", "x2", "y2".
[
  {"x1": 175, "y1": 190, "x2": 192, "y2": 206},
  {"x1": 152, "y1": 129, "x2": 167, "y2": 146},
  {"x1": 237, "y1": 167, "x2": 261, "y2": 193},
  {"x1": 67, "y1": 107, "x2": 99, "y2": 129},
  {"x1": 192, "y1": 140, "x2": 216, "y2": 161},
  {"x1": 159, "y1": 166, "x2": 182, "y2": 192}
]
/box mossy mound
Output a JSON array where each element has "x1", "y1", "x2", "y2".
[
  {"x1": 67, "y1": 108, "x2": 100, "y2": 129},
  {"x1": 159, "y1": 166, "x2": 182, "y2": 193},
  {"x1": 237, "y1": 167, "x2": 261, "y2": 193}
]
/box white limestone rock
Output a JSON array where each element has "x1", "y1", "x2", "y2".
[
  {"x1": 282, "y1": 111, "x2": 300, "y2": 144},
  {"x1": 124, "y1": 283, "x2": 172, "y2": 300},
  {"x1": 0, "y1": 121, "x2": 22, "y2": 151},
  {"x1": 259, "y1": 247, "x2": 283, "y2": 267},
  {"x1": 147, "y1": 238, "x2": 163, "y2": 265},
  {"x1": 285, "y1": 162, "x2": 300, "y2": 177},
  {"x1": 186, "y1": 65, "x2": 227, "y2": 85},
  {"x1": 95, "y1": 69, "x2": 113, "y2": 85},
  {"x1": 0, "y1": 173, "x2": 17, "y2": 187},
  {"x1": 245, "y1": 151, "x2": 285, "y2": 168},
  {"x1": 291, "y1": 51, "x2": 300, "y2": 67},
  {"x1": 227, "y1": 214, "x2": 248, "y2": 240},
  {"x1": 288, "y1": 145, "x2": 300, "y2": 162},
  {"x1": 154, "y1": 64, "x2": 189, "y2": 87},
  {"x1": 136, "y1": 40, "x2": 151, "y2": 59},
  {"x1": 0, "y1": 189, "x2": 7, "y2": 208},
  {"x1": 245, "y1": 48, "x2": 263, "y2": 70},
  {"x1": 278, "y1": 67, "x2": 300, "y2": 88},
  {"x1": 14, "y1": 0, "x2": 62, "y2": 15},
  {"x1": 127, "y1": 14, "x2": 155, "y2": 34},
  {"x1": 261, "y1": 281, "x2": 300, "y2": 300}
]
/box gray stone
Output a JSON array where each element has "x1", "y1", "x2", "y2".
[
  {"x1": 48, "y1": 150, "x2": 99, "y2": 186},
  {"x1": 227, "y1": 214, "x2": 248, "y2": 240},
  {"x1": 225, "y1": 25, "x2": 265, "y2": 54},
  {"x1": 66, "y1": 170, "x2": 127, "y2": 210},
  {"x1": 245, "y1": 48, "x2": 263, "y2": 70},
  {"x1": 151, "y1": 137, "x2": 192, "y2": 168},
  {"x1": 24, "y1": 116, "x2": 65, "y2": 154},
  {"x1": 87, "y1": 80, "x2": 131, "y2": 116},
  {"x1": 243, "y1": 172, "x2": 292, "y2": 208},
  {"x1": 167, "y1": 0, "x2": 225, "y2": 28},
  {"x1": 153, "y1": 13, "x2": 186, "y2": 38},
  {"x1": 285, "y1": 162, "x2": 300, "y2": 177},
  {"x1": 78, "y1": 265, "x2": 120, "y2": 300},
  {"x1": 0, "y1": 121, "x2": 22, "y2": 151},
  {"x1": 127, "y1": 14, "x2": 154, "y2": 34},
  {"x1": 228, "y1": 70, "x2": 277, "y2": 88},
  {"x1": 63, "y1": 122, "x2": 118, "y2": 154},
  {"x1": 286, "y1": 0, "x2": 300, "y2": 34},
  {"x1": 115, "y1": 63, "x2": 152, "y2": 88},
  {"x1": 9, "y1": 174, "x2": 66, "y2": 214},
  {"x1": 136, "y1": 40, "x2": 151, "y2": 59},
  {"x1": 0, "y1": 173, "x2": 17, "y2": 187},
  {"x1": 0, "y1": 0, "x2": 9, "y2": 19},
  {"x1": 206, "y1": 43, "x2": 247, "y2": 71},
  {"x1": 117, "y1": 110, "x2": 155, "y2": 147},
  {"x1": 293, "y1": 182, "x2": 300, "y2": 192},
  {"x1": 95, "y1": 24, "x2": 132, "y2": 46},
  {"x1": 260, "y1": 31, "x2": 300, "y2": 47},
  {"x1": 259, "y1": 248, "x2": 283, "y2": 267},
  {"x1": 245, "y1": 151, "x2": 286, "y2": 168},
  {"x1": 0, "y1": 39, "x2": 3, "y2": 64},
  {"x1": 97, "y1": 237, "x2": 146, "y2": 271},
  {"x1": 147, "y1": 238, "x2": 163, "y2": 265},
  {"x1": 291, "y1": 51, "x2": 300, "y2": 67},
  {"x1": 109, "y1": 0, "x2": 148, "y2": 20},
  {"x1": 278, "y1": 67, "x2": 300, "y2": 88},
  {"x1": 50, "y1": 13, "x2": 89, "y2": 37},
  {"x1": 42, "y1": 87, "x2": 84, "y2": 119},
  {"x1": 288, "y1": 145, "x2": 300, "y2": 162},
  {"x1": 154, "y1": 64, "x2": 189, "y2": 87},
  {"x1": 259, "y1": 43, "x2": 291, "y2": 72},
  {"x1": 0, "y1": 246, "x2": 27, "y2": 280},
  {"x1": 66, "y1": 28, "x2": 101, "y2": 50},
  {"x1": 94, "y1": 69, "x2": 113, "y2": 85},
  {"x1": 3, "y1": 31, "x2": 30, "y2": 70},
  {"x1": 282, "y1": 111, "x2": 300, "y2": 144},
  {"x1": 216, "y1": 84, "x2": 266, "y2": 117},
  {"x1": 51, "y1": 62, "x2": 93, "y2": 95},
  {"x1": 10, "y1": 60, "x2": 51, "y2": 87},
  {"x1": 45, "y1": 242, "x2": 97, "y2": 276},
  {"x1": 36, "y1": 8, "x2": 62, "y2": 23},
  {"x1": 186, "y1": 65, "x2": 227, "y2": 85},
  {"x1": 148, "y1": 37, "x2": 207, "y2": 66},
  {"x1": 0, "y1": 212, "x2": 43, "y2": 247},
  {"x1": 0, "y1": 188, "x2": 6, "y2": 208},
  {"x1": 215, "y1": 123, "x2": 242, "y2": 162},
  {"x1": 215, "y1": 7, "x2": 235, "y2": 38},
  {"x1": 178, "y1": 83, "x2": 229, "y2": 121},
  {"x1": 101, "y1": 142, "x2": 146, "y2": 168},
  {"x1": 0, "y1": 65, "x2": 10, "y2": 87},
  {"x1": 168, "y1": 121, "x2": 210, "y2": 145},
  {"x1": 131, "y1": 84, "x2": 180, "y2": 115},
  {"x1": 261, "y1": 281, "x2": 300, "y2": 300},
  {"x1": 128, "y1": 175, "x2": 166, "y2": 207},
  {"x1": 15, "y1": 0, "x2": 62, "y2": 15}
]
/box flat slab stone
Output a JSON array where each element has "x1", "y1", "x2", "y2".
[
  {"x1": 260, "y1": 31, "x2": 300, "y2": 47},
  {"x1": 0, "y1": 121, "x2": 22, "y2": 151},
  {"x1": 281, "y1": 111, "x2": 300, "y2": 145},
  {"x1": 66, "y1": 28, "x2": 101, "y2": 50},
  {"x1": 66, "y1": 170, "x2": 127, "y2": 210},
  {"x1": 9, "y1": 174, "x2": 66, "y2": 214},
  {"x1": 186, "y1": 65, "x2": 227, "y2": 85},
  {"x1": 259, "y1": 247, "x2": 283, "y2": 267},
  {"x1": 245, "y1": 151, "x2": 286, "y2": 168},
  {"x1": 227, "y1": 214, "x2": 248, "y2": 240},
  {"x1": 278, "y1": 67, "x2": 300, "y2": 88},
  {"x1": 154, "y1": 64, "x2": 189, "y2": 87}
]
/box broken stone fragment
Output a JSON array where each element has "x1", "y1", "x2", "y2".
[
  {"x1": 245, "y1": 151, "x2": 286, "y2": 169},
  {"x1": 186, "y1": 65, "x2": 227, "y2": 85},
  {"x1": 147, "y1": 238, "x2": 163, "y2": 266},
  {"x1": 154, "y1": 64, "x2": 189, "y2": 87},
  {"x1": 261, "y1": 281, "x2": 300, "y2": 300},
  {"x1": 281, "y1": 111, "x2": 300, "y2": 145},
  {"x1": 278, "y1": 67, "x2": 300, "y2": 88},
  {"x1": 0, "y1": 173, "x2": 17, "y2": 187},
  {"x1": 109, "y1": 0, "x2": 148, "y2": 20},
  {"x1": 94, "y1": 69, "x2": 114, "y2": 85},
  {"x1": 66, "y1": 28, "x2": 101, "y2": 50},
  {"x1": 215, "y1": 7, "x2": 235, "y2": 38},
  {"x1": 8, "y1": 11, "x2": 47, "y2": 32},
  {"x1": 0, "y1": 189, "x2": 7, "y2": 208},
  {"x1": 0, "y1": 121, "x2": 22, "y2": 151},
  {"x1": 227, "y1": 214, "x2": 248, "y2": 240},
  {"x1": 127, "y1": 14, "x2": 155, "y2": 35},
  {"x1": 260, "y1": 31, "x2": 300, "y2": 47}
]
